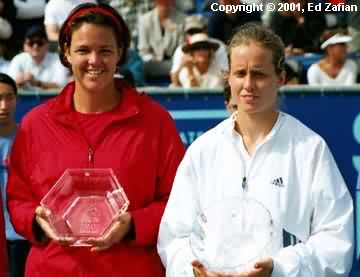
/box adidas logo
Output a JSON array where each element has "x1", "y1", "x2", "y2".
[{"x1": 271, "y1": 177, "x2": 284, "y2": 187}]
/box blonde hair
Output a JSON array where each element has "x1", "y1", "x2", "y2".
[{"x1": 227, "y1": 23, "x2": 285, "y2": 74}]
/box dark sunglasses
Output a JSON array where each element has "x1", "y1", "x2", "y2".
[{"x1": 26, "y1": 39, "x2": 46, "y2": 47}]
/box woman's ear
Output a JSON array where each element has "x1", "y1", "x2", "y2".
[
  {"x1": 223, "y1": 70, "x2": 230, "y2": 86},
  {"x1": 64, "y1": 43, "x2": 71, "y2": 65}
]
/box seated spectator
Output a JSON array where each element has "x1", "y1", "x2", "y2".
[
  {"x1": 270, "y1": 0, "x2": 326, "y2": 55},
  {"x1": 171, "y1": 15, "x2": 228, "y2": 87},
  {"x1": 8, "y1": 25, "x2": 69, "y2": 90},
  {"x1": 347, "y1": 0, "x2": 360, "y2": 52},
  {"x1": 207, "y1": 0, "x2": 261, "y2": 44},
  {"x1": 137, "y1": 0, "x2": 185, "y2": 79},
  {"x1": 0, "y1": 44, "x2": 9, "y2": 73},
  {"x1": 109, "y1": 0, "x2": 154, "y2": 47},
  {"x1": 0, "y1": 191, "x2": 7, "y2": 275},
  {"x1": 177, "y1": 33, "x2": 224, "y2": 88},
  {"x1": 118, "y1": 48, "x2": 146, "y2": 87},
  {"x1": 307, "y1": 30, "x2": 358, "y2": 85},
  {"x1": 12, "y1": 0, "x2": 46, "y2": 52},
  {"x1": 44, "y1": 0, "x2": 96, "y2": 43},
  {"x1": 0, "y1": 0, "x2": 16, "y2": 58}
]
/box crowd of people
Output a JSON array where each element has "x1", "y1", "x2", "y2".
[
  {"x1": 0, "y1": 1, "x2": 357, "y2": 277},
  {"x1": 0, "y1": 0, "x2": 358, "y2": 89}
]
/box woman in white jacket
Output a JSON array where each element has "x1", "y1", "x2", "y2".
[{"x1": 157, "y1": 23, "x2": 354, "y2": 277}]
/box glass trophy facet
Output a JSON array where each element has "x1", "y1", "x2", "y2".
[
  {"x1": 40, "y1": 168, "x2": 129, "y2": 246},
  {"x1": 190, "y1": 197, "x2": 276, "y2": 273}
]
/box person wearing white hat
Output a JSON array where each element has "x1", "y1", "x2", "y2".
[
  {"x1": 170, "y1": 15, "x2": 228, "y2": 87},
  {"x1": 307, "y1": 30, "x2": 358, "y2": 86},
  {"x1": 176, "y1": 33, "x2": 224, "y2": 89}
]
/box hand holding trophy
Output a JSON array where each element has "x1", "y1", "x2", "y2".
[
  {"x1": 39, "y1": 168, "x2": 129, "y2": 247},
  {"x1": 190, "y1": 196, "x2": 277, "y2": 276}
]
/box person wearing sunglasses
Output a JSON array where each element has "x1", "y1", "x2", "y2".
[{"x1": 7, "y1": 25, "x2": 69, "y2": 91}]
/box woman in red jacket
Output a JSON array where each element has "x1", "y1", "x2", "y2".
[{"x1": 7, "y1": 3, "x2": 185, "y2": 276}]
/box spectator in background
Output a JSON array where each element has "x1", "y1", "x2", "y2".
[
  {"x1": 270, "y1": 0, "x2": 326, "y2": 55},
  {"x1": 0, "y1": 43, "x2": 9, "y2": 74},
  {"x1": 0, "y1": 0, "x2": 16, "y2": 58},
  {"x1": 0, "y1": 192, "x2": 7, "y2": 277},
  {"x1": 207, "y1": 0, "x2": 261, "y2": 44},
  {"x1": 118, "y1": 48, "x2": 146, "y2": 87},
  {"x1": 347, "y1": 0, "x2": 360, "y2": 52},
  {"x1": 44, "y1": 0, "x2": 96, "y2": 43},
  {"x1": 8, "y1": 25, "x2": 69, "y2": 90},
  {"x1": 0, "y1": 73, "x2": 30, "y2": 277},
  {"x1": 109, "y1": 0, "x2": 154, "y2": 47},
  {"x1": 176, "y1": 33, "x2": 224, "y2": 88},
  {"x1": 171, "y1": 15, "x2": 228, "y2": 87},
  {"x1": 138, "y1": 0, "x2": 185, "y2": 79},
  {"x1": 307, "y1": 30, "x2": 357, "y2": 85}
]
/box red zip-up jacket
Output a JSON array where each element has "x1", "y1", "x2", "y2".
[
  {"x1": 0, "y1": 192, "x2": 8, "y2": 277},
  {"x1": 7, "y1": 80, "x2": 185, "y2": 276}
]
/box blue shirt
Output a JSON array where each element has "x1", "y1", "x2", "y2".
[{"x1": 0, "y1": 130, "x2": 23, "y2": 240}]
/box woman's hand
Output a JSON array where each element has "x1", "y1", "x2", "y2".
[
  {"x1": 192, "y1": 260, "x2": 225, "y2": 277},
  {"x1": 221, "y1": 257, "x2": 273, "y2": 277},
  {"x1": 86, "y1": 212, "x2": 132, "y2": 252},
  {"x1": 35, "y1": 206, "x2": 75, "y2": 246}
]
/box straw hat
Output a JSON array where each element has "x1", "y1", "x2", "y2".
[{"x1": 182, "y1": 33, "x2": 219, "y2": 53}]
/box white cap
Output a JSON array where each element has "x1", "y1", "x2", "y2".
[{"x1": 320, "y1": 34, "x2": 352, "y2": 50}]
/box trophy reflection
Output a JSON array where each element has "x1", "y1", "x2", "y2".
[
  {"x1": 40, "y1": 168, "x2": 129, "y2": 246},
  {"x1": 190, "y1": 197, "x2": 277, "y2": 273}
]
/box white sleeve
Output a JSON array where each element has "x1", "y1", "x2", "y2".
[
  {"x1": 14, "y1": 0, "x2": 46, "y2": 19},
  {"x1": 137, "y1": 14, "x2": 153, "y2": 61},
  {"x1": 272, "y1": 143, "x2": 354, "y2": 277},
  {"x1": 0, "y1": 17, "x2": 12, "y2": 40},
  {"x1": 306, "y1": 63, "x2": 321, "y2": 85},
  {"x1": 171, "y1": 46, "x2": 183, "y2": 74},
  {"x1": 158, "y1": 149, "x2": 199, "y2": 277},
  {"x1": 7, "y1": 55, "x2": 23, "y2": 80}
]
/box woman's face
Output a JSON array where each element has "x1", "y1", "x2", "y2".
[
  {"x1": 327, "y1": 43, "x2": 347, "y2": 62},
  {"x1": 192, "y1": 48, "x2": 211, "y2": 66},
  {"x1": 228, "y1": 43, "x2": 284, "y2": 115},
  {"x1": 65, "y1": 23, "x2": 122, "y2": 95},
  {"x1": 0, "y1": 82, "x2": 16, "y2": 125}
]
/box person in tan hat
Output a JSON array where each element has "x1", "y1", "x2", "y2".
[
  {"x1": 176, "y1": 33, "x2": 224, "y2": 88},
  {"x1": 307, "y1": 29, "x2": 358, "y2": 85},
  {"x1": 170, "y1": 15, "x2": 228, "y2": 87}
]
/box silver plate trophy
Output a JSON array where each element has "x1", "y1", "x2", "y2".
[
  {"x1": 190, "y1": 196, "x2": 276, "y2": 273},
  {"x1": 40, "y1": 168, "x2": 129, "y2": 246}
]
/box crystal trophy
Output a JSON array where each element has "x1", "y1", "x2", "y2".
[
  {"x1": 190, "y1": 196, "x2": 277, "y2": 273},
  {"x1": 40, "y1": 168, "x2": 129, "y2": 246}
]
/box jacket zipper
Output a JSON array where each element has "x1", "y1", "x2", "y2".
[
  {"x1": 88, "y1": 146, "x2": 94, "y2": 168},
  {"x1": 242, "y1": 176, "x2": 247, "y2": 191}
]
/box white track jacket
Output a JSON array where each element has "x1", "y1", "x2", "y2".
[{"x1": 158, "y1": 112, "x2": 354, "y2": 277}]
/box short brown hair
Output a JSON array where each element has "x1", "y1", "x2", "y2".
[
  {"x1": 227, "y1": 23, "x2": 285, "y2": 74},
  {"x1": 58, "y1": 3, "x2": 130, "y2": 69}
]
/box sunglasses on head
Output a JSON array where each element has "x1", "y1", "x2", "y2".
[{"x1": 26, "y1": 39, "x2": 46, "y2": 47}]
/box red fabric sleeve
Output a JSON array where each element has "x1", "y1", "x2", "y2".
[
  {"x1": 7, "y1": 124, "x2": 39, "y2": 244},
  {"x1": 131, "y1": 110, "x2": 185, "y2": 246}
]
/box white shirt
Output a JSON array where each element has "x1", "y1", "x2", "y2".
[
  {"x1": 8, "y1": 52, "x2": 69, "y2": 88},
  {"x1": 178, "y1": 62, "x2": 224, "y2": 89},
  {"x1": 158, "y1": 112, "x2": 354, "y2": 277},
  {"x1": 44, "y1": 0, "x2": 96, "y2": 27},
  {"x1": 307, "y1": 59, "x2": 358, "y2": 85},
  {"x1": 171, "y1": 38, "x2": 229, "y2": 74}
]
